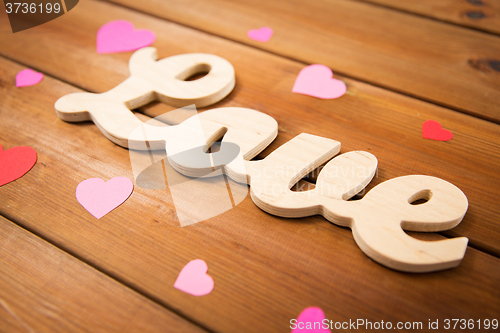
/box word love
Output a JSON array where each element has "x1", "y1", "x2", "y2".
[{"x1": 54, "y1": 48, "x2": 468, "y2": 272}]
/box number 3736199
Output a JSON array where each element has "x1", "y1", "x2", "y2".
[{"x1": 5, "y1": 2, "x2": 61, "y2": 14}]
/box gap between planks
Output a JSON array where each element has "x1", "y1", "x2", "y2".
[
  {"x1": 102, "y1": 0, "x2": 500, "y2": 125},
  {"x1": 1, "y1": 50, "x2": 498, "y2": 260},
  {"x1": 0, "y1": 209, "x2": 216, "y2": 333},
  {"x1": 0, "y1": 50, "x2": 500, "y2": 330}
]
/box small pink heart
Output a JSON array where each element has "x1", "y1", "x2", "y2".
[
  {"x1": 76, "y1": 177, "x2": 134, "y2": 219},
  {"x1": 174, "y1": 259, "x2": 214, "y2": 296},
  {"x1": 291, "y1": 307, "x2": 331, "y2": 332},
  {"x1": 292, "y1": 64, "x2": 346, "y2": 99},
  {"x1": 16, "y1": 69, "x2": 44, "y2": 88},
  {"x1": 247, "y1": 26, "x2": 273, "y2": 42},
  {"x1": 96, "y1": 20, "x2": 156, "y2": 54},
  {"x1": 422, "y1": 120, "x2": 453, "y2": 141}
]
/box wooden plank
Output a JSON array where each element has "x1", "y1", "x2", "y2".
[
  {"x1": 0, "y1": 59, "x2": 499, "y2": 333},
  {"x1": 0, "y1": 216, "x2": 207, "y2": 333},
  {"x1": 105, "y1": 0, "x2": 500, "y2": 123},
  {"x1": 0, "y1": 3, "x2": 499, "y2": 333},
  {"x1": 0, "y1": 0, "x2": 499, "y2": 256},
  {"x1": 354, "y1": 0, "x2": 500, "y2": 35}
]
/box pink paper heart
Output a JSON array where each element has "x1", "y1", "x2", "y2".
[
  {"x1": 16, "y1": 69, "x2": 44, "y2": 87},
  {"x1": 96, "y1": 20, "x2": 156, "y2": 54},
  {"x1": 76, "y1": 177, "x2": 134, "y2": 219},
  {"x1": 174, "y1": 259, "x2": 214, "y2": 296},
  {"x1": 422, "y1": 120, "x2": 453, "y2": 141},
  {"x1": 291, "y1": 307, "x2": 331, "y2": 332},
  {"x1": 247, "y1": 27, "x2": 273, "y2": 42},
  {"x1": 292, "y1": 64, "x2": 346, "y2": 99}
]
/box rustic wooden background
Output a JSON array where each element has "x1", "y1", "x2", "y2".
[{"x1": 0, "y1": 0, "x2": 499, "y2": 332}]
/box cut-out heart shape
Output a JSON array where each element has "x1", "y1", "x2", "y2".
[
  {"x1": 174, "y1": 259, "x2": 214, "y2": 296},
  {"x1": 76, "y1": 177, "x2": 134, "y2": 219},
  {"x1": 292, "y1": 64, "x2": 347, "y2": 99},
  {"x1": 291, "y1": 307, "x2": 331, "y2": 332},
  {"x1": 247, "y1": 27, "x2": 273, "y2": 42},
  {"x1": 0, "y1": 144, "x2": 37, "y2": 187},
  {"x1": 422, "y1": 120, "x2": 453, "y2": 141},
  {"x1": 96, "y1": 20, "x2": 156, "y2": 54},
  {"x1": 16, "y1": 69, "x2": 44, "y2": 88}
]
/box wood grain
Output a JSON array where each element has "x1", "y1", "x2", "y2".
[
  {"x1": 0, "y1": 1, "x2": 499, "y2": 332},
  {"x1": 106, "y1": 0, "x2": 500, "y2": 123},
  {"x1": 0, "y1": 216, "x2": 207, "y2": 333},
  {"x1": 354, "y1": 0, "x2": 500, "y2": 35},
  {"x1": 0, "y1": 0, "x2": 498, "y2": 255},
  {"x1": 0, "y1": 25, "x2": 500, "y2": 333}
]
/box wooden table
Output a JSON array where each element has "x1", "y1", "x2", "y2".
[{"x1": 1, "y1": 0, "x2": 499, "y2": 332}]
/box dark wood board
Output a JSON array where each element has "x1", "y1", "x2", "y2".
[
  {"x1": 107, "y1": 0, "x2": 500, "y2": 122},
  {"x1": 355, "y1": 0, "x2": 500, "y2": 35}
]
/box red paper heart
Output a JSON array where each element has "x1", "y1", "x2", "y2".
[
  {"x1": 422, "y1": 120, "x2": 453, "y2": 141},
  {"x1": 0, "y1": 144, "x2": 37, "y2": 186}
]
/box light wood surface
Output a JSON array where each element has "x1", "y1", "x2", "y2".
[{"x1": 0, "y1": 0, "x2": 499, "y2": 332}]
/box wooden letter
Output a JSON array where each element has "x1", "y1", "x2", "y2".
[{"x1": 55, "y1": 47, "x2": 235, "y2": 149}]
